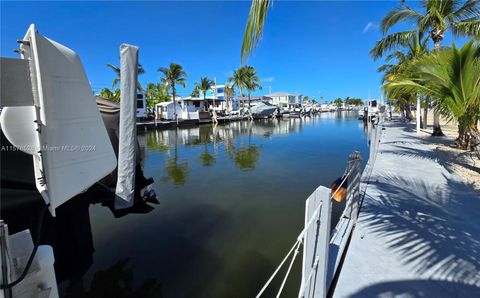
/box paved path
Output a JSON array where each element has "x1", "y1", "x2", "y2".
[{"x1": 333, "y1": 121, "x2": 480, "y2": 297}]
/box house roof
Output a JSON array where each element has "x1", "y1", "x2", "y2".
[
  {"x1": 266, "y1": 92, "x2": 302, "y2": 97},
  {"x1": 156, "y1": 101, "x2": 181, "y2": 107}
]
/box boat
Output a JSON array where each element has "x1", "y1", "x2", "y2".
[
  {"x1": 0, "y1": 25, "x2": 157, "y2": 297},
  {"x1": 250, "y1": 101, "x2": 278, "y2": 119}
]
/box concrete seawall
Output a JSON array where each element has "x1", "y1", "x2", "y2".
[{"x1": 333, "y1": 120, "x2": 480, "y2": 297}]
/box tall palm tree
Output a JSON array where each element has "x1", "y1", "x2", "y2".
[
  {"x1": 106, "y1": 63, "x2": 145, "y2": 91},
  {"x1": 199, "y1": 77, "x2": 215, "y2": 111},
  {"x1": 158, "y1": 63, "x2": 187, "y2": 124},
  {"x1": 227, "y1": 65, "x2": 262, "y2": 114},
  {"x1": 224, "y1": 84, "x2": 235, "y2": 111},
  {"x1": 385, "y1": 41, "x2": 480, "y2": 150},
  {"x1": 227, "y1": 67, "x2": 249, "y2": 111},
  {"x1": 244, "y1": 65, "x2": 262, "y2": 108},
  {"x1": 372, "y1": 0, "x2": 480, "y2": 136},
  {"x1": 376, "y1": 31, "x2": 430, "y2": 124}
]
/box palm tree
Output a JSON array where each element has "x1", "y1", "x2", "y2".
[
  {"x1": 244, "y1": 66, "x2": 262, "y2": 108},
  {"x1": 158, "y1": 63, "x2": 187, "y2": 124},
  {"x1": 145, "y1": 83, "x2": 170, "y2": 109},
  {"x1": 199, "y1": 77, "x2": 214, "y2": 111},
  {"x1": 227, "y1": 67, "x2": 249, "y2": 112},
  {"x1": 106, "y1": 63, "x2": 145, "y2": 91},
  {"x1": 190, "y1": 82, "x2": 200, "y2": 97},
  {"x1": 372, "y1": 0, "x2": 480, "y2": 136},
  {"x1": 227, "y1": 65, "x2": 261, "y2": 114},
  {"x1": 99, "y1": 87, "x2": 121, "y2": 102},
  {"x1": 375, "y1": 31, "x2": 430, "y2": 124},
  {"x1": 224, "y1": 84, "x2": 235, "y2": 111},
  {"x1": 384, "y1": 41, "x2": 480, "y2": 150}
]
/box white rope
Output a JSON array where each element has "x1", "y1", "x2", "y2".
[
  {"x1": 276, "y1": 241, "x2": 301, "y2": 298},
  {"x1": 255, "y1": 239, "x2": 301, "y2": 298},
  {"x1": 298, "y1": 257, "x2": 320, "y2": 297}
]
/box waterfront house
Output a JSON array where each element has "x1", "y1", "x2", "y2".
[
  {"x1": 185, "y1": 84, "x2": 240, "y2": 112},
  {"x1": 155, "y1": 96, "x2": 199, "y2": 121},
  {"x1": 238, "y1": 95, "x2": 274, "y2": 106},
  {"x1": 266, "y1": 92, "x2": 303, "y2": 109}
]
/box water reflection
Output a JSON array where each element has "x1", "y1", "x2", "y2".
[
  {"x1": 199, "y1": 145, "x2": 216, "y2": 167},
  {"x1": 144, "y1": 118, "x2": 312, "y2": 182},
  {"x1": 65, "y1": 259, "x2": 162, "y2": 298}
]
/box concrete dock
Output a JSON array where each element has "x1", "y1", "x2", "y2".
[{"x1": 333, "y1": 121, "x2": 480, "y2": 297}]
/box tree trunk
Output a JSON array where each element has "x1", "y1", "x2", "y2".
[
  {"x1": 405, "y1": 105, "x2": 413, "y2": 121},
  {"x1": 431, "y1": 38, "x2": 444, "y2": 136},
  {"x1": 432, "y1": 105, "x2": 444, "y2": 136},
  {"x1": 423, "y1": 104, "x2": 428, "y2": 129},
  {"x1": 172, "y1": 84, "x2": 178, "y2": 125},
  {"x1": 456, "y1": 122, "x2": 480, "y2": 151}
]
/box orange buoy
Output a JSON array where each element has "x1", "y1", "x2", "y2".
[{"x1": 330, "y1": 176, "x2": 348, "y2": 202}]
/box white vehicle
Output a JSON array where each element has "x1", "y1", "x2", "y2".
[
  {"x1": 136, "y1": 92, "x2": 147, "y2": 120},
  {"x1": 367, "y1": 100, "x2": 379, "y2": 118}
]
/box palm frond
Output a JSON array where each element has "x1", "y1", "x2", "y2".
[
  {"x1": 106, "y1": 63, "x2": 120, "y2": 75},
  {"x1": 112, "y1": 77, "x2": 120, "y2": 89},
  {"x1": 370, "y1": 30, "x2": 418, "y2": 59},
  {"x1": 241, "y1": 0, "x2": 271, "y2": 64},
  {"x1": 452, "y1": 0, "x2": 480, "y2": 21},
  {"x1": 381, "y1": 6, "x2": 421, "y2": 34},
  {"x1": 451, "y1": 18, "x2": 480, "y2": 38}
]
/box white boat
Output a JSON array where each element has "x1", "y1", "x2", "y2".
[{"x1": 250, "y1": 101, "x2": 278, "y2": 118}]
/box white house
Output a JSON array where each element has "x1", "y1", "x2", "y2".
[
  {"x1": 185, "y1": 84, "x2": 240, "y2": 112},
  {"x1": 155, "y1": 101, "x2": 193, "y2": 120},
  {"x1": 266, "y1": 92, "x2": 303, "y2": 108}
]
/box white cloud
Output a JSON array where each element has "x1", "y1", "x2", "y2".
[
  {"x1": 262, "y1": 77, "x2": 275, "y2": 83},
  {"x1": 363, "y1": 22, "x2": 378, "y2": 34}
]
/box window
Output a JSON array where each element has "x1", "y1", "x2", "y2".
[
  {"x1": 137, "y1": 99, "x2": 144, "y2": 108},
  {"x1": 137, "y1": 93, "x2": 143, "y2": 99}
]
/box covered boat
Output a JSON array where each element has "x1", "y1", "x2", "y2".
[{"x1": 250, "y1": 101, "x2": 278, "y2": 119}]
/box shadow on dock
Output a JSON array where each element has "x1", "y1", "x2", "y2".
[
  {"x1": 349, "y1": 279, "x2": 480, "y2": 297},
  {"x1": 362, "y1": 175, "x2": 480, "y2": 283}
]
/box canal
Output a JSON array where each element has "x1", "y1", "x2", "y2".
[
  {"x1": 2, "y1": 111, "x2": 370, "y2": 297},
  {"x1": 76, "y1": 111, "x2": 370, "y2": 297}
]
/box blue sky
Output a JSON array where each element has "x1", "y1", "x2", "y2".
[{"x1": 0, "y1": 1, "x2": 469, "y2": 101}]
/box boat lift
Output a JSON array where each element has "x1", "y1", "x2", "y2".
[{"x1": 0, "y1": 25, "x2": 153, "y2": 298}]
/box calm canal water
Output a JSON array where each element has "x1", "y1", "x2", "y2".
[
  {"x1": 2, "y1": 111, "x2": 370, "y2": 297},
  {"x1": 60, "y1": 111, "x2": 370, "y2": 297}
]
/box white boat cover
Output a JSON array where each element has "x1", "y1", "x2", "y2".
[
  {"x1": 0, "y1": 25, "x2": 117, "y2": 216},
  {"x1": 114, "y1": 44, "x2": 139, "y2": 209}
]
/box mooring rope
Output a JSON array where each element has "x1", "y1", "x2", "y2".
[
  {"x1": 298, "y1": 257, "x2": 320, "y2": 297},
  {"x1": 276, "y1": 241, "x2": 301, "y2": 298},
  {"x1": 255, "y1": 239, "x2": 302, "y2": 298}
]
